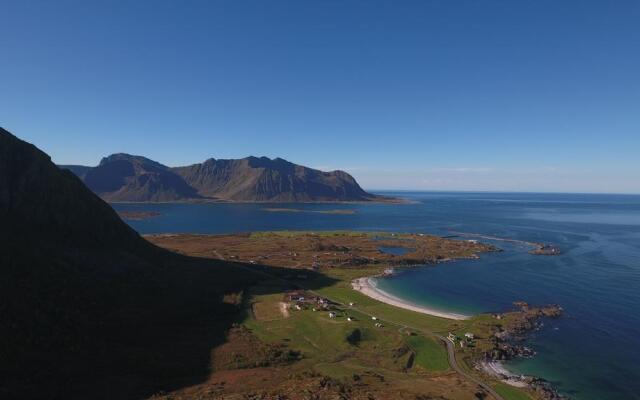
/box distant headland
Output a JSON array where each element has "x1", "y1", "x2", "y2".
[{"x1": 60, "y1": 154, "x2": 400, "y2": 203}]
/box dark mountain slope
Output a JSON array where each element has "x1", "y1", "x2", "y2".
[
  {"x1": 57, "y1": 164, "x2": 92, "y2": 179},
  {"x1": 82, "y1": 154, "x2": 200, "y2": 202},
  {"x1": 0, "y1": 133, "x2": 147, "y2": 252},
  {"x1": 0, "y1": 128, "x2": 268, "y2": 399},
  {"x1": 172, "y1": 156, "x2": 375, "y2": 202}
]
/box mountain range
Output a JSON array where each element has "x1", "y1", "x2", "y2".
[{"x1": 61, "y1": 154, "x2": 382, "y2": 202}]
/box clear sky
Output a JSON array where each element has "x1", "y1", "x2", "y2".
[{"x1": 1, "y1": 1, "x2": 639, "y2": 193}]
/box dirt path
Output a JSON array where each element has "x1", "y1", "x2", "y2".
[{"x1": 278, "y1": 302, "x2": 290, "y2": 318}]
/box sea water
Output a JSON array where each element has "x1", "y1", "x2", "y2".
[{"x1": 114, "y1": 192, "x2": 640, "y2": 399}]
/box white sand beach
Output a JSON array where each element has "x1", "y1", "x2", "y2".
[
  {"x1": 479, "y1": 360, "x2": 529, "y2": 388},
  {"x1": 351, "y1": 277, "x2": 470, "y2": 320}
]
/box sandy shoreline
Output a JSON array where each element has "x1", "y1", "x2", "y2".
[
  {"x1": 479, "y1": 360, "x2": 529, "y2": 388},
  {"x1": 351, "y1": 277, "x2": 470, "y2": 320}
]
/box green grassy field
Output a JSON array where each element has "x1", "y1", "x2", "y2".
[
  {"x1": 144, "y1": 230, "x2": 539, "y2": 399},
  {"x1": 494, "y1": 383, "x2": 534, "y2": 400},
  {"x1": 240, "y1": 264, "x2": 537, "y2": 400},
  {"x1": 242, "y1": 279, "x2": 454, "y2": 379},
  {"x1": 405, "y1": 335, "x2": 449, "y2": 372},
  {"x1": 310, "y1": 268, "x2": 459, "y2": 333},
  {"x1": 212, "y1": 232, "x2": 536, "y2": 399}
]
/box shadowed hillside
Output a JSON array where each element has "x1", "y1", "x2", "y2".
[{"x1": 0, "y1": 128, "x2": 335, "y2": 399}]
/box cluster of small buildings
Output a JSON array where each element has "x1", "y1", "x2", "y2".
[
  {"x1": 447, "y1": 332, "x2": 476, "y2": 348},
  {"x1": 328, "y1": 311, "x2": 357, "y2": 322},
  {"x1": 285, "y1": 291, "x2": 383, "y2": 327},
  {"x1": 285, "y1": 291, "x2": 332, "y2": 312}
]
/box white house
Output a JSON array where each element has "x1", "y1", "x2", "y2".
[
  {"x1": 464, "y1": 332, "x2": 475, "y2": 339},
  {"x1": 329, "y1": 312, "x2": 336, "y2": 318}
]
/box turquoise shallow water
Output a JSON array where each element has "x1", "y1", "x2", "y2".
[{"x1": 114, "y1": 192, "x2": 640, "y2": 399}]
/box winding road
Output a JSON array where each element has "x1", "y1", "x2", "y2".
[{"x1": 439, "y1": 334, "x2": 504, "y2": 400}]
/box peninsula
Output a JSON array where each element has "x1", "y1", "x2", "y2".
[{"x1": 147, "y1": 230, "x2": 562, "y2": 400}]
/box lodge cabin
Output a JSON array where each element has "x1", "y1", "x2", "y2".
[{"x1": 285, "y1": 291, "x2": 306, "y2": 302}]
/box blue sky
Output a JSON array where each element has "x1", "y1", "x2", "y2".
[{"x1": 1, "y1": 0, "x2": 639, "y2": 193}]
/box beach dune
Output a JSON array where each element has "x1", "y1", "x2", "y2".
[{"x1": 351, "y1": 277, "x2": 470, "y2": 320}]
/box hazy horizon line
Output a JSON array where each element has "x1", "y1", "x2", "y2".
[{"x1": 366, "y1": 189, "x2": 640, "y2": 196}]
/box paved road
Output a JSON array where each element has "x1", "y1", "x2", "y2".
[
  {"x1": 238, "y1": 263, "x2": 504, "y2": 400},
  {"x1": 440, "y1": 334, "x2": 504, "y2": 400}
]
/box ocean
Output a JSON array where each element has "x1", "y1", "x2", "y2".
[{"x1": 113, "y1": 192, "x2": 640, "y2": 399}]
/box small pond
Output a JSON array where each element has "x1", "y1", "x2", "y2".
[{"x1": 378, "y1": 246, "x2": 415, "y2": 256}]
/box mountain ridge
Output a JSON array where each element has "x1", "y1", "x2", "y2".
[{"x1": 61, "y1": 153, "x2": 387, "y2": 203}]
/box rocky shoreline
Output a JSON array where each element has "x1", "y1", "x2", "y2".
[
  {"x1": 529, "y1": 244, "x2": 562, "y2": 256},
  {"x1": 480, "y1": 302, "x2": 566, "y2": 400}
]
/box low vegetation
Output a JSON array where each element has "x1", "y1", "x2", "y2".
[
  {"x1": 494, "y1": 383, "x2": 534, "y2": 400},
  {"x1": 406, "y1": 335, "x2": 450, "y2": 372},
  {"x1": 146, "y1": 231, "x2": 539, "y2": 400}
]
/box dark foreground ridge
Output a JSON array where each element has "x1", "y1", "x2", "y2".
[
  {"x1": 60, "y1": 153, "x2": 387, "y2": 203},
  {"x1": 0, "y1": 127, "x2": 334, "y2": 399}
]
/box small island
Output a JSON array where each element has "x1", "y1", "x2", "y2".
[
  {"x1": 117, "y1": 210, "x2": 161, "y2": 220},
  {"x1": 263, "y1": 208, "x2": 357, "y2": 215},
  {"x1": 529, "y1": 244, "x2": 562, "y2": 256}
]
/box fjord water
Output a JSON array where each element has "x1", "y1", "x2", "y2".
[{"x1": 114, "y1": 192, "x2": 640, "y2": 399}]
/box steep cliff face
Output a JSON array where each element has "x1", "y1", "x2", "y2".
[
  {"x1": 172, "y1": 156, "x2": 374, "y2": 202},
  {"x1": 62, "y1": 154, "x2": 378, "y2": 202}
]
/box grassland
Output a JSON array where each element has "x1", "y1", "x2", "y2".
[
  {"x1": 494, "y1": 383, "x2": 534, "y2": 400},
  {"x1": 147, "y1": 231, "x2": 541, "y2": 400},
  {"x1": 406, "y1": 335, "x2": 450, "y2": 372}
]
